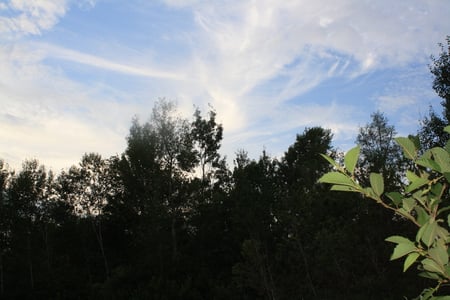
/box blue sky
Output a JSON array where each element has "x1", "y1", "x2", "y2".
[{"x1": 1, "y1": 0, "x2": 449, "y2": 171}]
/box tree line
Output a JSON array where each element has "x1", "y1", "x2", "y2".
[{"x1": 0, "y1": 37, "x2": 448, "y2": 299}]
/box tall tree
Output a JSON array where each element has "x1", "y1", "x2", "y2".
[
  {"x1": 430, "y1": 36, "x2": 450, "y2": 122},
  {"x1": 418, "y1": 37, "x2": 450, "y2": 150},
  {"x1": 9, "y1": 160, "x2": 47, "y2": 292},
  {"x1": 191, "y1": 107, "x2": 224, "y2": 191},
  {"x1": 0, "y1": 160, "x2": 11, "y2": 296},
  {"x1": 281, "y1": 126, "x2": 333, "y2": 191},
  {"x1": 63, "y1": 153, "x2": 117, "y2": 280},
  {"x1": 356, "y1": 111, "x2": 404, "y2": 188},
  {"x1": 149, "y1": 99, "x2": 196, "y2": 261}
]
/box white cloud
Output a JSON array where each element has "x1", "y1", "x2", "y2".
[
  {"x1": 0, "y1": 44, "x2": 143, "y2": 171},
  {"x1": 0, "y1": 0, "x2": 68, "y2": 36},
  {"x1": 0, "y1": 0, "x2": 98, "y2": 37},
  {"x1": 42, "y1": 43, "x2": 186, "y2": 80},
  {"x1": 1, "y1": 0, "x2": 450, "y2": 169},
  {"x1": 159, "y1": 0, "x2": 450, "y2": 158}
]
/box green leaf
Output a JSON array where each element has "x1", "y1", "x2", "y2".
[
  {"x1": 444, "y1": 125, "x2": 450, "y2": 134},
  {"x1": 429, "y1": 244, "x2": 449, "y2": 267},
  {"x1": 405, "y1": 177, "x2": 430, "y2": 193},
  {"x1": 444, "y1": 172, "x2": 450, "y2": 183},
  {"x1": 418, "y1": 271, "x2": 441, "y2": 280},
  {"x1": 420, "y1": 287, "x2": 436, "y2": 300},
  {"x1": 406, "y1": 170, "x2": 420, "y2": 183},
  {"x1": 416, "y1": 158, "x2": 441, "y2": 172},
  {"x1": 318, "y1": 172, "x2": 356, "y2": 187},
  {"x1": 417, "y1": 223, "x2": 427, "y2": 243},
  {"x1": 406, "y1": 170, "x2": 420, "y2": 182},
  {"x1": 436, "y1": 226, "x2": 450, "y2": 242},
  {"x1": 385, "y1": 235, "x2": 414, "y2": 245},
  {"x1": 415, "y1": 207, "x2": 430, "y2": 226},
  {"x1": 431, "y1": 183, "x2": 444, "y2": 197},
  {"x1": 445, "y1": 140, "x2": 450, "y2": 153},
  {"x1": 320, "y1": 154, "x2": 339, "y2": 168},
  {"x1": 412, "y1": 190, "x2": 427, "y2": 206},
  {"x1": 422, "y1": 258, "x2": 444, "y2": 274},
  {"x1": 363, "y1": 187, "x2": 377, "y2": 199},
  {"x1": 431, "y1": 147, "x2": 450, "y2": 173},
  {"x1": 390, "y1": 243, "x2": 417, "y2": 260},
  {"x1": 402, "y1": 197, "x2": 416, "y2": 213},
  {"x1": 422, "y1": 220, "x2": 438, "y2": 247},
  {"x1": 369, "y1": 173, "x2": 384, "y2": 196},
  {"x1": 397, "y1": 208, "x2": 414, "y2": 221},
  {"x1": 433, "y1": 296, "x2": 450, "y2": 300},
  {"x1": 395, "y1": 137, "x2": 417, "y2": 159},
  {"x1": 344, "y1": 146, "x2": 360, "y2": 174},
  {"x1": 403, "y1": 252, "x2": 420, "y2": 272},
  {"x1": 330, "y1": 185, "x2": 359, "y2": 192},
  {"x1": 386, "y1": 192, "x2": 402, "y2": 206}
]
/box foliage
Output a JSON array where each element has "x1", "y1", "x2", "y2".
[
  {"x1": 319, "y1": 126, "x2": 450, "y2": 299},
  {"x1": 430, "y1": 36, "x2": 450, "y2": 122},
  {"x1": 356, "y1": 111, "x2": 406, "y2": 188},
  {"x1": 419, "y1": 106, "x2": 450, "y2": 151},
  {"x1": 0, "y1": 101, "x2": 429, "y2": 299}
]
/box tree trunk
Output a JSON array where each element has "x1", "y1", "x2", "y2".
[
  {"x1": 0, "y1": 251, "x2": 4, "y2": 296},
  {"x1": 27, "y1": 233, "x2": 34, "y2": 291},
  {"x1": 171, "y1": 217, "x2": 177, "y2": 261},
  {"x1": 296, "y1": 237, "x2": 316, "y2": 297},
  {"x1": 92, "y1": 219, "x2": 110, "y2": 279},
  {"x1": 42, "y1": 225, "x2": 52, "y2": 273}
]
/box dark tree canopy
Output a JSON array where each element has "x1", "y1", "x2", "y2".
[
  {"x1": 430, "y1": 36, "x2": 450, "y2": 122},
  {"x1": 3, "y1": 55, "x2": 448, "y2": 298}
]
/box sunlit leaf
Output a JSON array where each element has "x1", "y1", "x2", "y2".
[
  {"x1": 415, "y1": 207, "x2": 429, "y2": 226},
  {"x1": 405, "y1": 177, "x2": 430, "y2": 193},
  {"x1": 385, "y1": 235, "x2": 414, "y2": 245},
  {"x1": 422, "y1": 220, "x2": 438, "y2": 247},
  {"x1": 330, "y1": 185, "x2": 359, "y2": 192},
  {"x1": 344, "y1": 146, "x2": 360, "y2": 174},
  {"x1": 370, "y1": 172, "x2": 384, "y2": 196},
  {"x1": 422, "y1": 258, "x2": 444, "y2": 274},
  {"x1": 431, "y1": 147, "x2": 450, "y2": 173},
  {"x1": 320, "y1": 154, "x2": 339, "y2": 168},
  {"x1": 429, "y1": 244, "x2": 448, "y2": 267},
  {"x1": 402, "y1": 197, "x2": 416, "y2": 213},
  {"x1": 318, "y1": 172, "x2": 355, "y2": 187},
  {"x1": 395, "y1": 137, "x2": 417, "y2": 159},
  {"x1": 390, "y1": 243, "x2": 417, "y2": 260},
  {"x1": 416, "y1": 158, "x2": 441, "y2": 172},
  {"x1": 406, "y1": 170, "x2": 420, "y2": 183},
  {"x1": 403, "y1": 252, "x2": 420, "y2": 272}
]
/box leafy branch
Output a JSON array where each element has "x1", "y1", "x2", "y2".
[{"x1": 319, "y1": 126, "x2": 450, "y2": 300}]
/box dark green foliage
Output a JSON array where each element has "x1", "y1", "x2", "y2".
[
  {"x1": 430, "y1": 36, "x2": 450, "y2": 122},
  {"x1": 356, "y1": 111, "x2": 406, "y2": 189},
  {"x1": 0, "y1": 101, "x2": 433, "y2": 299}
]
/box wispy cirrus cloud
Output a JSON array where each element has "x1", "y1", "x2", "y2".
[
  {"x1": 0, "y1": 0, "x2": 98, "y2": 37},
  {"x1": 1, "y1": 0, "x2": 449, "y2": 171},
  {"x1": 0, "y1": 0, "x2": 68, "y2": 36},
  {"x1": 170, "y1": 0, "x2": 448, "y2": 143},
  {"x1": 42, "y1": 44, "x2": 186, "y2": 80}
]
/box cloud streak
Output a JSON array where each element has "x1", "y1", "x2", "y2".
[
  {"x1": 0, "y1": 0, "x2": 68, "y2": 36},
  {"x1": 42, "y1": 44, "x2": 186, "y2": 80},
  {"x1": 1, "y1": 0, "x2": 449, "y2": 171}
]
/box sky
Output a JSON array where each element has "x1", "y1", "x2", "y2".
[{"x1": 1, "y1": 0, "x2": 449, "y2": 172}]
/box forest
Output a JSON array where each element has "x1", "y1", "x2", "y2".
[{"x1": 0, "y1": 38, "x2": 449, "y2": 299}]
